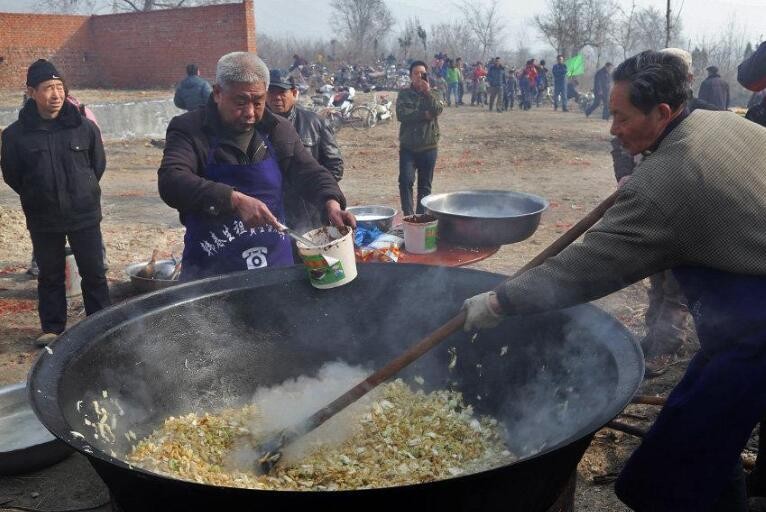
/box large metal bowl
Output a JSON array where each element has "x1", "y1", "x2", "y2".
[
  {"x1": 346, "y1": 205, "x2": 397, "y2": 232},
  {"x1": 0, "y1": 382, "x2": 72, "y2": 474},
  {"x1": 125, "y1": 259, "x2": 179, "y2": 293},
  {"x1": 421, "y1": 190, "x2": 548, "y2": 246}
]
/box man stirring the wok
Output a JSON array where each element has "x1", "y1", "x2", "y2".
[
  {"x1": 158, "y1": 52, "x2": 354, "y2": 280},
  {"x1": 463, "y1": 50, "x2": 766, "y2": 511}
]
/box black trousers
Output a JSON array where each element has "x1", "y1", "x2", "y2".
[
  {"x1": 586, "y1": 93, "x2": 610, "y2": 119},
  {"x1": 30, "y1": 225, "x2": 111, "y2": 334},
  {"x1": 399, "y1": 147, "x2": 438, "y2": 216}
]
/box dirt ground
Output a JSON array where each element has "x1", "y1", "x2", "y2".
[{"x1": 0, "y1": 91, "x2": 753, "y2": 511}]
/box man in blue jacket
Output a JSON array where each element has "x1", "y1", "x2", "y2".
[
  {"x1": 487, "y1": 57, "x2": 506, "y2": 113},
  {"x1": 585, "y1": 62, "x2": 613, "y2": 119},
  {"x1": 174, "y1": 64, "x2": 213, "y2": 111},
  {"x1": 551, "y1": 55, "x2": 568, "y2": 111}
]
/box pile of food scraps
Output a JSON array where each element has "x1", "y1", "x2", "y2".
[{"x1": 128, "y1": 379, "x2": 514, "y2": 490}]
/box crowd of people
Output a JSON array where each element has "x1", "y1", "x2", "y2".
[{"x1": 425, "y1": 52, "x2": 595, "y2": 114}]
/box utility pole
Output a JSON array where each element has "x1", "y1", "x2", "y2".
[{"x1": 665, "y1": 0, "x2": 672, "y2": 48}]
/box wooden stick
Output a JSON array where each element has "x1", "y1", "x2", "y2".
[
  {"x1": 258, "y1": 191, "x2": 622, "y2": 471},
  {"x1": 513, "y1": 189, "x2": 620, "y2": 276},
  {"x1": 303, "y1": 191, "x2": 622, "y2": 437},
  {"x1": 607, "y1": 420, "x2": 648, "y2": 438},
  {"x1": 630, "y1": 394, "x2": 667, "y2": 406}
]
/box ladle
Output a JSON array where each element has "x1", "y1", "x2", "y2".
[{"x1": 275, "y1": 222, "x2": 319, "y2": 248}]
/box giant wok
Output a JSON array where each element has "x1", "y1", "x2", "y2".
[{"x1": 29, "y1": 264, "x2": 643, "y2": 511}]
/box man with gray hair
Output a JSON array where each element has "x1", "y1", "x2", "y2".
[
  {"x1": 463, "y1": 49, "x2": 766, "y2": 511},
  {"x1": 609, "y1": 47, "x2": 720, "y2": 376},
  {"x1": 158, "y1": 52, "x2": 355, "y2": 280}
]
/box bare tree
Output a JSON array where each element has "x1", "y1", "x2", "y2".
[
  {"x1": 633, "y1": 5, "x2": 682, "y2": 51},
  {"x1": 611, "y1": 0, "x2": 637, "y2": 59},
  {"x1": 257, "y1": 34, "x2": 331, "y2": 70},
  {"x1": 38, "y1": 0, "x2": 100, "y2": 14},
  {"x1": 39, "y1": 0, "x2": 229, "y2": 13},
  {"x1": 430, "y1": 21, "x2": 480, "y2": 62},
  {"x1": 330, "y1": 0, "x2": 395, "y2": 62},
  {"x1": 416, "y1": 24, "x2": 428, "y2": 60},
  {"x1": 398, "y1": 18, "x2": 420, "y2": 62},
  {"x1": 664, "y1": 0, "x2": 684, "y2": 49},
  {"x1": 535, "y1": 0, "x2": 615, "y2": 57},
  {"x1": 458, "y1": 0, "x2": 505, "y2": 60}
]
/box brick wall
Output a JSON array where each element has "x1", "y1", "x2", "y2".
[
  {"x1": 0, "y1": 13, "x2": 95, "y2": 90},
  {"x1": 0, "y1": 0, "x2": 256, "y2": 90}
]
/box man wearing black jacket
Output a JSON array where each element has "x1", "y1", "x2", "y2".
[
  {"x1": 585, "y1": 62, "x2": 613, "y2": 119},
  {"x1": 1, "y1": 59, "x2": 110, "y2": 346},
  {"x1": 266, "y1": 69, "x2": 344, "y2": 232},
  {"x1": 158, "y1": 52, "x2": 354, "y2": 280}
]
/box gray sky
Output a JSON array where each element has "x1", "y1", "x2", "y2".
[{"x1": 0, "y1": 0, "x2": 763, "y2": 49}]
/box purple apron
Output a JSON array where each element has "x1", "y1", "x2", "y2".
[
  {"x1": 181, "y1": 135, "x2": 294, "y2": 280},
  {"x1": 616, "y1": 266, "x2": 766, "y2": 511}
]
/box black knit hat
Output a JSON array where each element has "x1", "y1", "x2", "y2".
[{"x1": 26, "y1": 59, "x2": 63, "y2": 88}]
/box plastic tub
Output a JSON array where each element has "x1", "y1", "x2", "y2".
[{"x1": 297, "y1": 226, "x2": 358, "y2": 289}]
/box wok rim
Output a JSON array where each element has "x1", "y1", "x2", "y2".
[
  {"x1": 420, "y1": 189, "x2": 549, "y2": 220},
  {"x1": 28, "y1": 264, "x2": 643, "y2": 495}
]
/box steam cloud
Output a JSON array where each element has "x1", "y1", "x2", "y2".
[{"x1": 229, "y1": 361, "x2": 373, "y2": 468}]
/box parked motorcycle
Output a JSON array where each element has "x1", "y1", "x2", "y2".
[
  {"x1": 366, "y1": 93, "x2": 394, "y2": 128},
  {"x1": 313, "y1": 86, "x2": 373, "y2": 132}
]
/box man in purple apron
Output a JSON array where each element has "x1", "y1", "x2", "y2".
[
  {"x1": 462, "y1": 50, "x2": 766, "y2": 511},
  {"x1": 158, "y1": 52, "x2": 355, "y2": 280}
]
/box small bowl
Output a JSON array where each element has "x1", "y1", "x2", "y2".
[
  {"x1": 125, "y1": 259, "x2": 180, "y2": 293},
  {"x1": 347, "y1": 205, "x2": 397, "y2": 233}
]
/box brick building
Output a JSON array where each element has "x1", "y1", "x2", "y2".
[{"x1": 0, "y1": 0, "x2": 256, "y2": 89}]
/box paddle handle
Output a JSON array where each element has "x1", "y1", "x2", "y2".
[
  {"x1": 512, "y1": 189, "x2": 620, "y2": 278},
  {"x1": 290, "y1": 190, "x2": 621, "y2": 439},
  {"x1": 299, "y1": 311, "x2": 467, "y2": 434}
]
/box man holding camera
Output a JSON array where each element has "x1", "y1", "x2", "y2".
[{"x1": 395, "y1": 61, "x2": 444, "y2": 216}]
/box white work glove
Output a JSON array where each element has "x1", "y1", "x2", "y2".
[{"x1": 462, "y1": 291, "x2": 504, "y2": 332}]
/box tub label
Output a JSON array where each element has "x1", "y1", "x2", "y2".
[
  {"x1": 301, "y1": 254, "x2": 346, "y2": 285},
  {"x1": 425, "y1": 225, "x2": 438, "y2": 250}
]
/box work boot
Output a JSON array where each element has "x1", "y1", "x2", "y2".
[{"x1": 35, "y1": 332, "x2": 58, "y2": 347}]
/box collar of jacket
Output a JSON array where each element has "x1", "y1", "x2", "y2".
[
  {"x1": 201, "y1": 94, "x2": 278, "y2": 139},
  {"x1": 271, "y1": 106, "x2": 297, "y2": 124},
  {"x1": 643, "y1": 107, "x2": 689, "y2": 156},
  {"x1": 19, "y1": 98, "x2": 82, "y2": 132}
]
